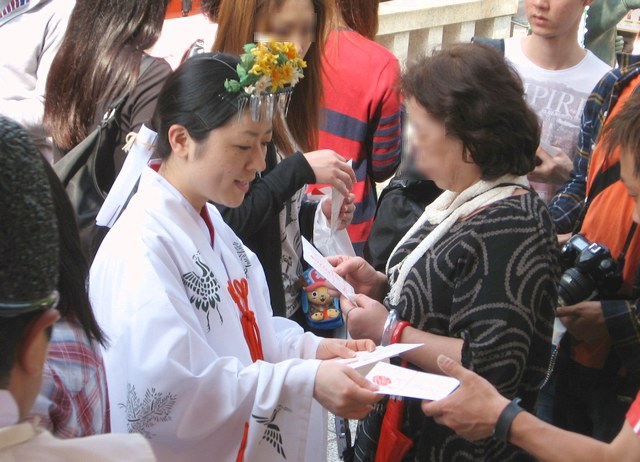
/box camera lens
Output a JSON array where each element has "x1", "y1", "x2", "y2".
[{"x1": 557, "y1": 267, "x2": 597, "y2": 306}]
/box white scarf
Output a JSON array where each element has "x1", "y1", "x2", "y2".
[{"x1": 386, "y1": 174, "x2": 529, "y2": 305}]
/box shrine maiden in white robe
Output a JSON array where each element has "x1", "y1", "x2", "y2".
[{"x1": 89, "y1": 166, "x2": 327, "y2": 462}]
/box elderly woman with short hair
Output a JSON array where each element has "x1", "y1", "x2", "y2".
[{"x1": 332, "y1": 43, "x2": 561, "y2": 462}]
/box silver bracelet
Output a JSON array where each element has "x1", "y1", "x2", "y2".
[{"x1": 381, "y1": 309, "x2": 399, "y2": 346}]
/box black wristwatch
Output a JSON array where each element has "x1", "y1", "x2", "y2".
[{"x1": 492, "y1": 397, "x2": 524, "y2": 442}]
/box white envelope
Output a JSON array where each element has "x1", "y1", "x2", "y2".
[
  {"x1": 365, "y1": 361, "x2": 460, "y2": 401},
  {"x1": 302, "y1": 236, "x2": 356, "y2": 303},
  {"x1": 337, "y1": 343, "x2": 422, "y2": 370}
]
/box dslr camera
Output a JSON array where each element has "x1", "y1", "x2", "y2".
[{"x1": 557, "y1": 234, "x2": 623, "y2": 306}]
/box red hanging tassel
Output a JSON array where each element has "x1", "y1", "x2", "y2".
[
  {"x1": 228, "y1": 278, "x2": 264, "y2": 362},
  {"x1": 235, "y1": 421, "x2": 249, "y2": 462}
]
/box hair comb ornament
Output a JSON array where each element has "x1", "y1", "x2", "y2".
[{"x1": 224, "y1": 42, "x2": 307, "y2": 121}]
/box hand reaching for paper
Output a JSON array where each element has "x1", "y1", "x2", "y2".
[
  {"x1": 304, "y1": 149, "x2": 356, "y2": 197},
  {"x1": 313, "y1": 361, "x2": 382, "y2": 420},
  {"x1": 340, "y1": 293, "x2": 389, "y2": 345},
  {"x1": 321, "y1": 193, "x2": 355, "y2": 230},
  {"x1": 327, "y1": 255, "x2": 388, "y2": 301},
  {"x1": 316, "y1": 338, "x2": 376, "y2": 360},
  {"x1": 421, "y1": 355, "x2": 509, "y2": 441}
]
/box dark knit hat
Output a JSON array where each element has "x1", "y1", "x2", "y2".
[{"x1": 0, "y1": 116, "x2": 59, "y2": 315}]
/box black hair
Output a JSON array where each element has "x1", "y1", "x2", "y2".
[
  {"x1": 401, "y1": 43, "x2": 540, "y2": 180},
  {"x1": 41, "y1": 162, "x2": 108, "y2": 347},
  {"x1": 201, "y1": 0, "x2": 222, "y2": 19},
  {"x1": 152, "y1": 52, "x2": 243, "y2": 158},
  {"x1": 0, "y1": 311, "x2": 44, "y2": 388}
]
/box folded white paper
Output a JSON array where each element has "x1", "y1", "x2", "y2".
[
  {"x1": 324, "y1": 159, "x2": 351, "y2": 237},
  {"x1": 365, "y1": 361, "x2": 460, "y2": 401},
  {"x1": 302, "y1": 236, "x2": 356, "y2": 302},
  {"x1": 337, "y1": 343, "x2": 422, "y2": 371},
  {"x1": 96, "y1": 124, "x2": 157, "y2": 228},
  {"x1": 331, "y1": 186, "x2": 341, "y2": 236}
]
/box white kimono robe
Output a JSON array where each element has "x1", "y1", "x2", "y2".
[{"x1": 89, "y1": 167, "x2": 326, "y2": 462}]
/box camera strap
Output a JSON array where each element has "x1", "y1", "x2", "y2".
[
  {"x1": 572, "y1": 162, "x2": 620, "y2": 235},
  {"x1": 570, "y1": 159, "x2": 636, "y2": 268},
  {"x1": 617, "y1": 221, "x2": 638, "y2": 268}
]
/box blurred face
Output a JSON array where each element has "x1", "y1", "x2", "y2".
[
  {"x1": 526, "y1": 0, "x2": 591, "y2": 39},
  {"x1": 620, "y1": 150, "x2": 640, "y2": 224},
  {"x1": 257, "y1": 0, "x2": 316, "y2": 57},
  {"x1": 406, "y1": 98, "x2": 481, "y2": 192},
  {"x1": 180, "y1": 111, "x2": 272, "y2": 210}
]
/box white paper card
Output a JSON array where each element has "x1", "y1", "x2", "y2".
[
  {"x1": 302, "y1": 236, "x2": 356, "y2": 302},
  {"x1": 331, "y1": 186, "x2": 341, "y2": 236},
  {"x1": 96, "y1": 124, "x2": 157, "y2": 227},
  {"x1": 337, "y1": 343, "x2": 422, "y2": 371},
  {"x1": 330, "y1": 160, "x2": 352, "y2": 236},
  {"x1": 365, "y1": 361, "x2": 460, "y2": 401}
]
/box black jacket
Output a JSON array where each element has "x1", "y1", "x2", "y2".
[{"x1": 216, "y1": 144, "x2": 317, "y2": 316}]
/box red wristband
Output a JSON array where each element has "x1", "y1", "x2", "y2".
[{"x1": 391, "y1": 321, "x2": 410, "y2": 344}]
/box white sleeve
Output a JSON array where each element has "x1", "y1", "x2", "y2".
[{"x1": 270, "y1": 316, "x2": 322, "y2": 360}]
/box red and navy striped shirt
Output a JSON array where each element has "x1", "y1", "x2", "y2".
[
  {"x1": 314, "y1": 29, "x2": 402, "y2": 255},
  {"x1": 0, "y1": 0, "x2": 31, "y2": 19}
]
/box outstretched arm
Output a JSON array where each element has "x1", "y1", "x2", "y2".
[
  {"x1": 217, "y1": 150, "x2": 315, "y2": 238},
  {"x1": 422, "y1": 355, "x2": 640, "y2": 462}
]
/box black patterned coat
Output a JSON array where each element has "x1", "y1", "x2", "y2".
[{"x1": 361, "y1": 192, "x2": 561, "y2": 462}]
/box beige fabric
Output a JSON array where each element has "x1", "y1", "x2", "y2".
[{"x1": 0, "y1": 421, "x2": 155, "y2": 461}]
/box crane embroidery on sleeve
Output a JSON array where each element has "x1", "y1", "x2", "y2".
[
  {"x1": 182, "y1": 252, "x2": 223, "y2": 331},
  {"x1": 252, "y1": 404, "x2": 292, "y2": 459}
]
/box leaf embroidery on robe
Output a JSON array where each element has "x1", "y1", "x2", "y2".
[
  {"x1": 119, "y1": 384, "x2": 177, "y2": 439},
  {"x1": 252, "y1": 404, "x2": 292, "y2": 459},
  {"x1": 182, "y1": 252, "x2": 223, "y2": 330}
]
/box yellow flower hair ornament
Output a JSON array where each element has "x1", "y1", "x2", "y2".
[{"x1": 224, "y1": 42, "x2": 307, "y2": 121}]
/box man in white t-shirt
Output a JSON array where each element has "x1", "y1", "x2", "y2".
[{"x1": 505, "y1": 0, "x2": 610, "y2": 203}]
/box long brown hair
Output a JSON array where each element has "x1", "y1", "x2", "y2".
[
  {"x1": 335, "y1": 0, "x2": 379, "y2": 39},
  {"x1": 213, "y1": 0, "x2": 329, "y2": 154},
  {"x1": 44, "y1": 0, "x2": 169, "y2": 151}
]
